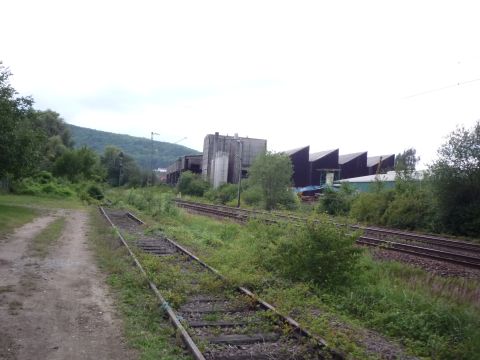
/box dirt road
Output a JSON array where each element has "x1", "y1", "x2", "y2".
[{"x1": 0, "y1": 210, "x2": 136, "y2": 360}]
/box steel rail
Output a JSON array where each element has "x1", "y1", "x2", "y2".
[
  {"x1": 358, "y1": 236, "x2": 480, "y2": 268},
  {"x1": 125, "y1": 210, "x2": 332, "y2": 353},
  {"x1": 175, "y1": 199, "x2": 480, "y2": 252},
  {"x1": 174, "y1": 199, "x2": 480, "y2": 269},
  {"x1": 99, "y1": 207, "x2": 206, "y2": 360}
]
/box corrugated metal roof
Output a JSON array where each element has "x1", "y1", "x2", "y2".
[
  {"x1": 309, "y1": 149, "x2": 337, "y2": 162},
  {"x1": 338, "y1": 170, "x2": 424, "y2": 183},
  {"x1": 283, "y1": 146, "x2": 309, "y2": 156},
  {"x1": 367, "y1": 154, "x2": 394, "y2": 167},
  {"x1": 338, "y1": 152, "x2": 367, "y2": 164}
]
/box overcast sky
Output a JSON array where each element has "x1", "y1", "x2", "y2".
[{"x1": 2, "y1": 0, "x2": 479, "y2": 168}]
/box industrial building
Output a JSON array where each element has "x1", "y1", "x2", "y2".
[
  {"x1": 283, "y1": 146, "x2": 310, "y2": 188},
  {"x1": 338, "y1": 152, "x2": 368, "y2": 179},
  {"x1": 309, "y1": 149, "x2": 339, "y2": 186},
  {"x1": 337, "y1": 170, "x2": 423, "y2": 192},
  {"x1": 367, "y1": 154, "x2": 395, "y2": 175},
  {"x1": 166, "y1": 154, "x2": 202, "y2": 185},
  {"x1": 283, "y1": 146, "x2": 395, "y2": 189},
  {"x1": 202, "y1": 133, "x2": 267, "y2": 188}
]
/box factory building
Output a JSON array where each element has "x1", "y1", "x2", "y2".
[
  {"x1": 166, "y1": 154, "x2": 203, "y2": 185},
  {"x1": 202, "y1": 133, "x2": 267, "y2": 188},
  {"x1": 367, "y1": 154, "x2": 395, "y2": 175},
  {"x1": 309, "y1": 149, "x2": 339, "y2": 186},
  {"x1": 338, "y1": 152, "x2": 368, "y2": 179},
  {"x1": 284, "y1": 146, "x2": 310, "y2": 188}
]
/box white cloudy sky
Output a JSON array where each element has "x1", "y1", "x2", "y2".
[{"x1": 2, "y1": 0, "x2": 479, "y2": 168}]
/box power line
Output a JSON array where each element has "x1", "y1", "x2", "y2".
[{"x1": 403, "y1": 77, "x2": 480, "y2": 99}]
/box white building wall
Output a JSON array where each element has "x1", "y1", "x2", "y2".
[{"x1": 212, "y1": 152, "x2": 229, "y2": 188}]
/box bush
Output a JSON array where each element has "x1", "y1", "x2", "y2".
[
  {"x1": 382, "y1": 189, "x2": 435, "y2": 230},
  {"x1": 205, "y1": 183, "x2": 238, "y2": 204},
  {"x1": 241, "y1": 185, "x2": 263, "y2": 207},
  {"x1": 87, "y1": 184, "x2": 104, "y2": 200},
  {"x1": 350, "y1": 189, "x2": 394, "y2": 224},
  {"x1": 12, "y1": 177, "x2": 75, "y2": 197},
  {"x1": 318, "y1": 183, "x2": 356, "y2": 216},
  {"x1": 272, "y1": 215, "x2": 362, "y2": 288},
  {"x1": 177, "y1": 171, "x2": 210, "y2": 197}
]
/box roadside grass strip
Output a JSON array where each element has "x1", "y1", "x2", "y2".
[
  {"x1": 29, "y1": 216, "x2": 66, "y2": 258},
  {"x1": 0, "y1": 203, "x2": 39, "y2": 237}
]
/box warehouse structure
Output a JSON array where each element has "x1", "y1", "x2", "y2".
[
  {"x1": 284, "y1": 146, "x2": 395, "y2": 188},
  {"x1": 166, "y1": 154, "x2": 203, "y2": 184},
  {"x1": 367, "y1": 154, "x2": 395, "y2": 175},
  {"x1": 202, "y1": 133, "x2": 267, "y2": 188},
  {"x1": 283, "y1": 146, "x2": 310, "y2": 188},
  {"x1": 309, "y1": 149, "x2": 339, "y2": 186},
  {"x1": 338, "y1": 152, "x2": 368, "y2": 180}
]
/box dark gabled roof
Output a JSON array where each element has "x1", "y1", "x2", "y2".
[
  {"x1": 367, "y1": 154, "x2": 394, "y2": 167},
  {"x1": 283, "y1": 146, "x2": 310, "y2": 156},
  {"x1": 338, "y1": 151, "x2": 367, "y2": 164},
  {"x1": 309, "y1": 149, "x2": 338, "y2": 162}
]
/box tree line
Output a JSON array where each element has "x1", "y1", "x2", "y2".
[{"x1": 0, "y1": 62, "x2": 147, "y2": 197}]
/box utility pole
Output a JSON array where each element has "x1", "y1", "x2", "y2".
[
  {"x1": 236, "y1": 140, "x2": 243, "y2": 208},
  {"x1": 118, "y1": 152, "x2": 124, "y2": 186}
]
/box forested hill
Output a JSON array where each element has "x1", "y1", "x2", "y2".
[{"x1": 68, "y1": 124, "x2": 200, "y2": 169}]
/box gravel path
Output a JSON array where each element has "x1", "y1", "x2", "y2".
[{"x1": 0, "y1": 210, "x2": 137, "y2": 360}]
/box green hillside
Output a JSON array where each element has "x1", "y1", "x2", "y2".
[{"x1": 68, "y1": 124, "x2": 200, "y2": 169}]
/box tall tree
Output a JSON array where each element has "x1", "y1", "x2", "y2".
[
  {"x1": 430, "y1": 121, "x2": 480, "y2": 236},
  {"x1": 0, "y1": 62, "x2": 45, "y2": 179},
  {"x1": 395, "y1": 148, "x2": 420, "y2": 172},
  {"x1": 247, "y1": 152, "x2": 295, "y2": 210}
]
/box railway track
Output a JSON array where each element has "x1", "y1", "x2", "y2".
[
  {"x1": 173, "y1": 199, "x2": 480, "y2": 269},
  {"x1": 100, "y1": 207, "x2": 340, "y2": 360}
]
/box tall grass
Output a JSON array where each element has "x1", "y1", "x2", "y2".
[{"x1": 115, "y1": 187, "x2": 480, "y2": 359}]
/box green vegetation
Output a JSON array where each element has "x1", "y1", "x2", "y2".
[
  {"x1": 87, "y1": 208, "x2": 192, "y2": 360},
  {"x1": 29, "y1": 217, "x2": 66, "y2": 258},
  {"x1": 430, "y1": 121, "x2": 480, "y2": 236},
  {"x1": 112, "y1": 186, "x2": 480, "y2": 359},
  {"x1": 176, "y1": 171, "x2": 210, "y2": 197},
  {"x1": 0, "y1": 194, "x2": 83, "y2": 210},
  {"x1": 0, "y1": 203, "x2": 39, "y2": 237},
  {"x1": 68, "y1": 124, "x2": 200, "y2": 170},
  {"x1": 246, "y1": 152, "x2": 298, "y2": 210}
]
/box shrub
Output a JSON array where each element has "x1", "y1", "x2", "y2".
[
  {"x1": 318, "y1": 183, "x2": 356, "y2": 216},
  {"x1": 241, "y1": 185, "x2": 263, "y2": 207},
  {"x1": 205, "y1": 183, "x2": 238, "y2": 204},
  {"x1": 87, "y1": 184, "x2": 104, "y2": 200},
  {"x1": 272, "y1": 215, "x2": 362, "y2": 288},
  {"x1": 177, "y1": 171, "x2": 210, "y2": 197},
  {"x1": 350, "y1": 189, "x2": 394, "y2": 224}
]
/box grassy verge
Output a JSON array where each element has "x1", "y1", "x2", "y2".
[
  {"x1": 29, "y1": 217, "x2": 66, "y2": 258},
  {"x1": 0, "y1": 194, "x2": 83, "y2": 210},
  {"x1": 0, "y1": 203, "x2": 39, "y2": 237},
  {"x1": 87, "y1": 208, "x2": 192, "y2": 360},
  {"x1": 113, "y1": 188, "x2": 480, "y2": 359}
]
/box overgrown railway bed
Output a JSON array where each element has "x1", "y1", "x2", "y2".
[
  {"x1": 100, "y1": 207, "x2": 340, "y2": 360},
  {"x1": 173, "y1": 199, "x2": 480, "y2": 270}
]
